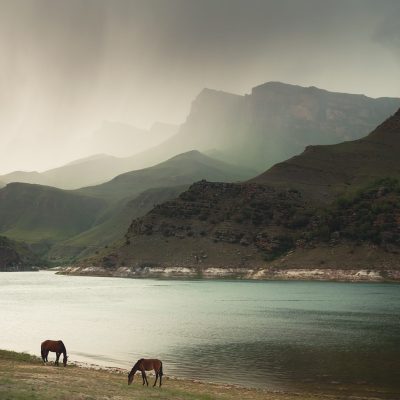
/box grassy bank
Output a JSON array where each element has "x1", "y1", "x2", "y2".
[{"x1": 0, "y1": 350, "x2": 393, "y2": 400}]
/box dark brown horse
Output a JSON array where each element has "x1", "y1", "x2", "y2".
[
  {"x1": 41, "y1": 340, "x2": 68, "y2": 366},
  {"x1": 128, "y1": 358, "x2": 163, "y2": 387}
]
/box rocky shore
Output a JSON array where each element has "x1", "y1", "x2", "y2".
[{"x1": 60, "y1": 264, "x2": 400, "y2": 282}]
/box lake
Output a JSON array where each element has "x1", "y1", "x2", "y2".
[{"x1": 1, "y1": 271, "x2": 399, "y2": 394}]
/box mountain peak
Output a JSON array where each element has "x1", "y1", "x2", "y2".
[
  {"x1": 195, "y1": 88, "x2": 243, "y2": 102},
  {"x1": 251, "y1": 81, "x2": 369, "y2": 99}
]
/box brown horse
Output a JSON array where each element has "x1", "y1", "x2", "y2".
[
  {"x1": 41, "y1": 340, "x2": 68, "y2": 366},
  {"x1": 128, "y1": 358, "x2": 163, "y2": 387}
]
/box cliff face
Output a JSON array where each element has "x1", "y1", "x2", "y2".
[
  {"x1": 112, "y1": 82, "x2": 400, "y2": 175},
  {"x1": 156, "y1": 82, "x2": 400, "y2": 171}
]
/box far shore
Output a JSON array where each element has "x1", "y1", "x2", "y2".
[
  {"x1": 57, "y1": 265, "x2": 400, "y2": 282},
  {"x1": 1, "y1": 349, "x2": 398, "y2": 400}
]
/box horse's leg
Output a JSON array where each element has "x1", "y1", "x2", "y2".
[
  {"x1": 159, "y1": 372, "x2": 162, "y2": 387},
  {"x1": 144, "y1": 371, "x2": 149, "y2": 386},
  {"x1": 55, "y1": 352, "x2": 60, "y2": 366},
  {"x1": 153, "y1": 372, "x2": 158, "y2": 387},
  {"x1": 141, "y1": 371, "x2": 146, "y2": 385}
]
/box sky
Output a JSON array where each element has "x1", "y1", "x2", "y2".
[{"x1": 0, "y1": 0, "x2": 399, "y2": 173}]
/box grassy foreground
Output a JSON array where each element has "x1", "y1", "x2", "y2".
[{"x1": 0, "y1": 349, "x2": 388, "y2": 400}]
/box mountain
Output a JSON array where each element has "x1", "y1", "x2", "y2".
[
  {"x1": 0, "y1": 122, "x2": 178, "y2": 190},
  {"x1": 49, "y1": 151, "x2": 254, "y2": 260},
  {"x1": 0, "y1": 154, "x2": 122, "y2": 189},
  {"x1": 120, "y1": 82, "x2": 400, "y2": 172},
  {"x1": 69, "y1": 109, "x2": 400, "y2": 279},
  {"x1": 78, "y1": 150, "x2": 255, "y2": 202},
  {"x1": 0, "y1": 151, "x2": 253, "y2": 262},
  {"x1": 0, "y1": 235, "x2": 42, "y2": 271}
]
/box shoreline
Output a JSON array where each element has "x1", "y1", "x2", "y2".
[
  {"x1": 1, "y1": 349, "x2": 398, "y2": 400},
  {"x1": 3, "y1": 266, "x2": 400, "y2": 283}
]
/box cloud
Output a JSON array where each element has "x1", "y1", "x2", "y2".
[{"x1": 0, "y1": 0, "x2": 399, "y2": 173}]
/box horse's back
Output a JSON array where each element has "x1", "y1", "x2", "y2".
[
  {"x1": 41, "y1": 340, "x2": 64, "y2": 352},
  {"x1": 142, "y1": 358, "x2": 162, "y2": 371}
]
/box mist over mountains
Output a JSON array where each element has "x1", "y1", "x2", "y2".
[
  {"x1": 87, "y1": 81, "x2": 400, "y2": 175},
  {"x1": 1, "y1": 82, "x2": 398, "y2": 190}
]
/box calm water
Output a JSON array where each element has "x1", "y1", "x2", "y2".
[{"x1": 1, "y1": 272, "x2": 399, "y2": 393}]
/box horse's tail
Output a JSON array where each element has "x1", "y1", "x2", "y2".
[
  {"x1": 40, "y1": 343, "x2": 45, "y2": 360},
  {"x1": 159, "y1": 361, "x2": 163, "y2": 376}
]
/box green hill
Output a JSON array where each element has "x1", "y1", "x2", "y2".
[
  {"x1": 0, "y1": 183, "x2": 107, "y2": 245},
  {"x1": 0, "y1": 151, "x2": 253, "y2": 262},
  {"x1": 50, "y1": 151, "x2": 254, "y2": 261},
  {"x1": 48, "y1": 185, "x2": 188, "y2": 261},
  {"x1": 78, "y1": 150, "x2": 255, "y2": 202},
  {"x1": 0, "y1": 235, "x2": 42, "y2": 271}
]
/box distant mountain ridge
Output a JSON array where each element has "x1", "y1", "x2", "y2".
[
  {"x1": 78, "y1": 150, "x2": 255, "y2": 202},
  {"x1": 0, "y1": 122, "x2": 178, "y2": 190},
  {"x1": 1, "y1": 81, "x2": 398, "y2": 190},
  {"x1": 125, "y1": 82, "x2": 400, "y2": 172}
]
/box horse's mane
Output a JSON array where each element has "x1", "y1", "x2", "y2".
[{"x1": 131, "y1": 358, "x2": 144, "y2": 371}]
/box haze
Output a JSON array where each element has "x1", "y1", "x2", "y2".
[{"x1": 0, "y1": 0, "x2": 399, "y2": 173}]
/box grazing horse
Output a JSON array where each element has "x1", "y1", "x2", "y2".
[
  {"x1": 41, "y1": 340, "x2": 68, "y2": 367},
  {"x1": 128, "y1": 358, "x2": 163, "y2": 387}
]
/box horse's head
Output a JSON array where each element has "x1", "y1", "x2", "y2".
[
  {"x1": 63, "y1": 355, "x2": 68, "y2": 367},
  {"x1": 128, "y1": 370, "x2": 134, "y2": 385}
]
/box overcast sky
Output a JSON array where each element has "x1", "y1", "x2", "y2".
[{"x1": 0, "y1": 0, "x2": 399, "y2": 173}]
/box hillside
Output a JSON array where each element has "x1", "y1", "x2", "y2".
[
  {"x1": 252, "y1": 108, "x2": 400, "y2": 202},
  {"x1": 0, "y1": 151, "x2": 252, "y2": 262},
  {"x1": 50, "y1": 151, "x2": 253, "y2": 261},
  {"x1": 0, "y1": 183, "x2": 107, "y2": 250},
  {"x1": 48, "y1": 185, "x2": 188, "y2": 261},
  {"x1": 0, "y1": 236, "x2": 42, "y2": 271},
  {"x1": 78, "y1": 150, "x2": 254, "y2": 202},
  {"x1": 67, "y1": 109, "x2": 400, "y2": 279}
]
